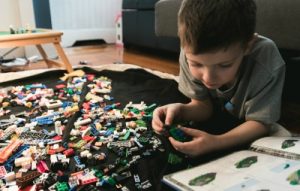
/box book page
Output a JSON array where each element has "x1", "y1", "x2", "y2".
[
  {"x1": 250, "y1": 137, "x2": 300, "y2": 160},
  {"x1": 163, "y1": 150, "x2": 300, "y2": 191}
]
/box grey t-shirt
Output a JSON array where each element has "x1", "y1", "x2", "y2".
[{"x1": 178, "y1": 36, "x2": 285, "y2": 125}]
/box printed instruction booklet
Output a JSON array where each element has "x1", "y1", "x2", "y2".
[{"x1": 163, "y1": 136, "x2": 300, "y2": 191}]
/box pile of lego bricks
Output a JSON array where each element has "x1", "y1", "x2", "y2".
[{"x1": 0, "y1": 67, "x2": 189, "y2": 190}]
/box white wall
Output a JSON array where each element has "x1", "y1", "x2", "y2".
[
  {"x1": 0, "y1": 0, "x2": 122, "y2": 59},
  {"x1": 50, "y1": 0, "x2": 122, "y2": 46},
  {"x1": 18, "y1": 0, "x2": 35, "y2": 29},
  {"x1": 0, "y1": 0, "x2": 21, "y2": 30},
  {"x1": 18, "y1": 0, "x2": 51, "y2": 59},
  {"x1": 0, "y1": 0, "x2": 24, "y2": 58}
]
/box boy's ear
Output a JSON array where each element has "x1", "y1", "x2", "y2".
[{"x1": 244, "y1": 33, "x2": 258, "y2": 55}]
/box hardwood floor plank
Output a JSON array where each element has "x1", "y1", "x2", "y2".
[{"x1": 16, "y1": 44, "x2": 179, "y2": 75}]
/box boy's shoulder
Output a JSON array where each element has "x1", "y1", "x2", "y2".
[
  {"x1": 248, "y1": 35, "x2": 285, "y2": 72},
  {"x1": 252, "y1": 35, "x2": 278, "y2": 52}
]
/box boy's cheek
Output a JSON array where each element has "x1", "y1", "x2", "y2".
[{"x1": 189, "y1": 69, "x2": 203, "y2": 82}]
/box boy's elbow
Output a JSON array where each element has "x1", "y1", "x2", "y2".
[{"x1": 255, "y1": 121, "x2": 272, "y2": 136}]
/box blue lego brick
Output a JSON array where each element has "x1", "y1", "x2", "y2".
[
  {"x1": 62, "y1": 101, "x2": 73, "y2": 108},
  {"x1": 75, "y1": 91, "x2": 82, "y2": 95},
  {"x1": 25, "y1": 84, "x2": 46, "y2": 90},
  {"x1": 104, "y1": 128, "x2": 114, "y2": 137},
  {"x1": 90, "y1": 125, "x2": 99, "y2": 136},
  {"x1": 73, "y1": 156, "x2": 86, "y2": 170},
  {"x1": 4, "y1": 144, "x2": 30, "y2": 167},
  {"x1": 17, "y1": 94, "x2": 24, "y2": 99},
  {"x1": 31, "y1": 117, "x2": 54, "y2": 125},
  {"x1": 73, "y1": 156, "x2": 83, "y2": 166}
]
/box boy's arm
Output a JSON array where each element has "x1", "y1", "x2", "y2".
[
  {"x1": 181, "y1": 98, "x2": 213, "y2": 122},
  {"x1": 216, "y1": 120, "x2": 269, "y2": 150}
]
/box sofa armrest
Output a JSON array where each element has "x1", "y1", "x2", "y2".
[{"x1": 155, "y1": 0, "x2": 182, "y2": 37}]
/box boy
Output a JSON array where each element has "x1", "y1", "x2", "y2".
[{"x1": 152, "y1": 0, "x2": 289, "y2": 157}]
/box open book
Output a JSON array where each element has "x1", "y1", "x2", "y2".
[{"x1": 163, "y1": 136, "x2": 300, "y2": 191}]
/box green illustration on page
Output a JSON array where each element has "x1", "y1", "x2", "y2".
[
  {"x1": 282, "y1": 139, "x2": 299, "y2": 149},
  {"x1": 235, "y1": 156, "x2": 257, "y2": 168},
  {"x1": 189, "y1": 172, "x2": 216, "y2": 186}
]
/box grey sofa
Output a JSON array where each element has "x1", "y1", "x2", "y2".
[{"x1": 122, "y1": 0, "x2": 180, "y2": 52}]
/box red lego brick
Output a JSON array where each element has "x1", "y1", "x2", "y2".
[
  {"x1": 55, "y1": 84, "x2": 66, "y2": 89},
  {"x1": 36, "y1": 160, "x2": 49, "y2": 173},
  {"x1": 63, "y1": 148, "x2": 75, "y2": 157},
  {"x1": 82, "y1": 135, "x2": 95, "y2": 142},
  {"x1": 80, "y1": 176, "x2": 98, "y2": 185}
]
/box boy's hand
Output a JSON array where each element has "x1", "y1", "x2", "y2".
[
  {"x1": 169, "y1": 127, "x2": 219, "y2": 157},
  {"x1": 152, "y1": 103, "x2": 182, "y2": 134}
]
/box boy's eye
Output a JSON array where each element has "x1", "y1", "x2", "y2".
[
  {"x1": 189, "y1": 62, "x2": 203, "y2": 68},
  {"x1": 218, "y1": 63, "x2": 232, "y2": 68}
]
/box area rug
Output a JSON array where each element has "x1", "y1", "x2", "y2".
[{"x1": 0, "y1": 63, "x2": 179, "y2": 83}]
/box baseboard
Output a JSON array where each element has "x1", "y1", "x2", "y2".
[{"x1": 59, "y1": 28, "x2": 117, "y2": 47}]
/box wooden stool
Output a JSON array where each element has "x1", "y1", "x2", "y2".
[{"x1": 0, "y1": 29, "x2": 73, "y2": 73}]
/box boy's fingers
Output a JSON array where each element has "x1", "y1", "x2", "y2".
[
  {"x1": 180, "y1": 127, "x2": 202, "y2": 137},
  {"x1": 169, "y1": 137, "x2": 181, "y2": 149},
  {"x1": 169, "y1": 137, "x2": 192, "y2": 155},
  {"x1": 169, "y1": 137, "x2": 186, "y2": 150},
  {"x1": 152, "y1": 110, "x2": 162, "y2": 122},
  {"x1": 152, "y1": 109, "x2": 166, "y2": 133},
  {"x1": 152, "y1": 122, "x2": 164, "y2": 134},
  {"x1": 152, "y1": 118, "x2": 163, "y2": 129},
  {"x1": 164, "y1": 112, "x2": 174, "y2": 125}
]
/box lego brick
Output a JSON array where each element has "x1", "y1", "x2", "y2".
[
  {"x1": 16, "y1": 170, "x2": 41, "y2": 188},
  {"x1": 0, "y1": 166, "x2": 7, "y2": 178}
]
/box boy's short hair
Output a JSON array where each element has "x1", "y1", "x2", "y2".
[{"x1": 178, "y1": 0, "x2": 256, "y2": 54}]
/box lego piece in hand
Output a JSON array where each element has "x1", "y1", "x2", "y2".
[
  {"x1": 161, "y1": 124, "x2": 172, "y2": 137},
  {"x1": 163, "y1": 124, "x2": 192, "y2": 142}
]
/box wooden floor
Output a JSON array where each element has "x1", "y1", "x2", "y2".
[
  {"x1": 9, "y1": 43, "x2": 180, "y2": 75},
  {"x1": 2, "y1": 43, "x2": 299, "y2": 134}
]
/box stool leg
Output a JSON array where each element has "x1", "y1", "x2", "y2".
[
  {"x1": 53, "y1": 42, "x2": 73, "y2": 73},
  {"x1": 36, "y1": 44, "x2": 52, "y2": 68}
]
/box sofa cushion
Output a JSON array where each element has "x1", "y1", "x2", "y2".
[
  {"x1": 122, "y1": 0, "x2": 138, "y2": 9},
  {"x1": 123, "y1": 0, "x2": 159, "y2": 9},
  {"x1": 155, "y1": 0, "x2": 182, "y2": 37}
]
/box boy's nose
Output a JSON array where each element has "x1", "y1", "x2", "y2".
[{"x1": 202, "y1": 68, "x2": 216, "y2": 84}]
